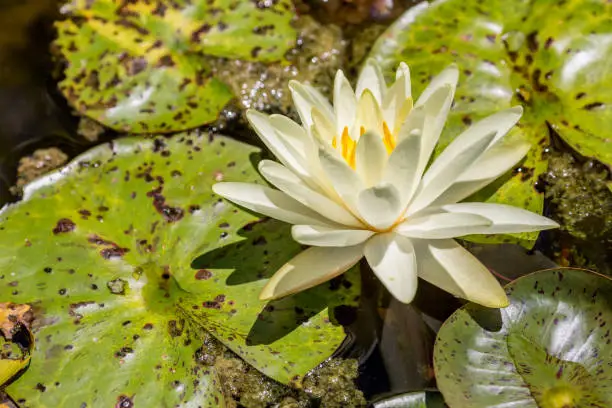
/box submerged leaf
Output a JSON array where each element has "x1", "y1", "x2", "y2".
[
  {"x1": 434, "y1": 268, "x2": 612, "y2": 407},
  {"x1": 0, "y1": 133, "x2": 358, "y2": 406},
  {"x1": 369, "y1": 0, "x2": 612, "y2": 246},
  {"x1": 54, "y1": 0, "x2": 297, "y2": 133}
]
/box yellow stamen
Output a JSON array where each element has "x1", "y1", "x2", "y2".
[
  {"x1": 383, "y1": 122, "x2": 395, "y2": 154},
  {"x1": 341, "y1": 127, "x2": 357, "y2": 168}
]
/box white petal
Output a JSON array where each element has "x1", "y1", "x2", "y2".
[
  {"x1": 258, "y1": 160, "x2": 362, "y2": 227},
  {"x1": 395, "y1": 62, "x2": 411, "y2": 99},
  {"x1": 408, "y1": 132, "x2": 496, "y2": 215},
  {"x1": 414, "y1": 64, "x2": 458, "y2": 108},
  {"x1": 381, "y1": 74, "x2": 407, "y2": 130},
  {"x1": 459, "y1": 138, "x2": 530, "y2": 183},
  {"x1": 353, "y1": 89, "x2": 383, "y2": 137},
  {"x1": 381, "y1": 62, "x2": 413, "y2": 132},
  {"x1": 364, "y1": 233, "x2": 418, "y2": 303},
  {"x1": 356, "y1": 131, "x2": 387, "y2": 187},
  {"x1": 440, "y1": 203, "x2": 559, "y2": 234},
  {"x1": 269, "y1": 114, "x2": 313, "y2": 155},
  {"x1": 289, "y1": 81, "x2": 333, "y2": 130},
  {"x1": 292, "y1": 225, "x2": 374, "y2": 246},
  {"x1": 413, "y1": 239, "x2": 508, "y2": 308},
  {"x1": 212, "y1": 182, "x2": 333, "y2": 227},
  {"x1": 318, "y1": 147, "x2": 364, "y2": 212},
  {"x1": 418, "y1": 84, "x2": 455, "y2": 175},
  {"x1": 357, "y1": 183, "x2": 403, "y2": 230},
  {"x1": 246, "y1": 110, "x2": 311, "y2": 181},
  {"x1": 259, "y1": 246, "x2": 364, "y2": 300},
  {"x1": 396, "y1": 212, "x2": 492, "y2": 239},
  {"x1": 356, "y1": 59, "x2": 386, "y2": 103},
  {"x1": 311, "y1": 108, "x2": 336, "y2": 143},
  {"x1": 429, "y1": 140, "x2": 530, "y2": 206},
  {"x1": 333, "y1": 70, "x2": 357, "y2": 135},
  {"x1": 383, "y1": 128, "x2": 421, "y2": 202},
  {"x1": 445, "y1": 107, "x2": 523, "y2": 157}
]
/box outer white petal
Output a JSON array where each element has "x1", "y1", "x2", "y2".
[
  {"x1": 356, "y1": 59, "x2": 386, "y2": 103},
  {"x1": 289, "y1": 80, "x2": 334, "y2": 130},
  {"x1": 459, "y1": 139, "x2": 530, "y2": 183},
  {"x1": 429, "y1": 140, "x2": 530, "y2": 206},
  {"x1": 258, "y1": 160, "x2": 362, "y2": 227},
  {"x1": 364, "y1": 233, "x2": 418, "y2": 303},
  {"x1": 212, "y1": 182, "x2": 333, "y2": 227},
  {"x1": 357, "y1": 183, "x2": 403, "y2": 230},
  {"x1": 269, "y1": 114, "x2": 314, "y2": 155},
  {"x1": 246, "y1": 110, "x2": 312, "y2": 181},
  {"x1": 413, "y1": 239, "x2": 508, "y2": 308},
  {"x1": 383, "y1": 128, "x2": 421, "y2": 202},
  {"x1": 259, "y1": 246, "x2": 364, "y2": 300},
  {"x1": 443, "y1": 107, "x2": 524, "y2": 159},
  {"x1": 396, "y1": 212, "x2": 492, "y2": 239},
  {"x1": 418, "y1": 84, "x2": 455, "y2": 175},
  {"x1": 440, "y1": 203, "x2": 559, "y2": 234},
  {"x1": 318, "y1": 147, "x2": 364, "y2": 212},
  {"x1": 408, "y1": 132, "x2": 496, "y2": 215},
  {"x1": 292, "y1": 225, "x2": 374, "y2": 247},
  {"x1": 334, "y1": 70, "x2": 357, "y2": 135},
  {"x1": 414, "y1": 64, "x2": 458, "y2": 108},
  {"x1": 356, "y1": 131, "x2": 387, "y2": 187}
]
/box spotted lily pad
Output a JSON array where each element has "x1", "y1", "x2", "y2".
[
  {"x1": 434, "y1": 268, "x2": 612, "y2": 407},
  {"x1": 54, "y1": 0, "x2": 297, "y2": 133},
  {"x1": 0, "y1": 133, "x2": 359, "y2": 407},
  {"x1": 369, "y1": 0, "x2": 612, "y2": 246}
]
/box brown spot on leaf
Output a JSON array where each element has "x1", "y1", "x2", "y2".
[
  {"x1": 53, "y1": 218, "x2": 76, "y2": 234},
  {"x1": 195, "y1": 269, "x2": 213, "y2": 280}
]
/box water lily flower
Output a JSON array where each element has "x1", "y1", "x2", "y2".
[{"x1": 213, "y1": 59, "x2": 559, "y2": 308}]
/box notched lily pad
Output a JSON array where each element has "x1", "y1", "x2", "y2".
[
  {"x1": 0, "y1": 132, "x2": 359, "y2": 406},
  {"x1": 54, "y1": 0, "x2": 297, "y2": 133},
  {"x1": 434, "y1": 268, "x2": 612, "y2": 407},
  {"x1": 369, "y1": 0, "x2": 612, "y2": 246}
]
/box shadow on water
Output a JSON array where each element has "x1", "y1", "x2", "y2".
[{"x1": 0, "y1": 0, "x2": 92, "y2": 206}]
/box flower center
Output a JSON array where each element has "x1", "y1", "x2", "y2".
[{"x1": 331, "y1": 122, "x2": 397, "y2": 169}]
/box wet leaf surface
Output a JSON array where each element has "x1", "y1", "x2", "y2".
[
  {"x1": 369, "y1": 0, "x2": 612, "y2": 246},
  {"x1": 54, "y1": 0, "x2": 297, "y2": 133},
  {"x1": 434, "y1": 268, "x2": 612, "y2": 407},
  {"x1": 371, "y1": 390, "x2": 447, "y2": 408},
  {"x1": 0, "y1": 132, "x2": 359, "y2": 407}
]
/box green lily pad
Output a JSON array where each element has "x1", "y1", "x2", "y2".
[
  {"x1": 434, "y1": 268, "x2": 612, "y2": 407},
  {"x1": 54, "y1": 0, "x2": 297, "y2": 133},
  {"x1": 372, "y1": 391, "x2": 447, "y2": 408},
  {"x1": 0, "y1": 133, "x2": 359, "y2": 407},
  {"x1": 369, "y1": 0, "x2": 612, "y2": 246}
]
